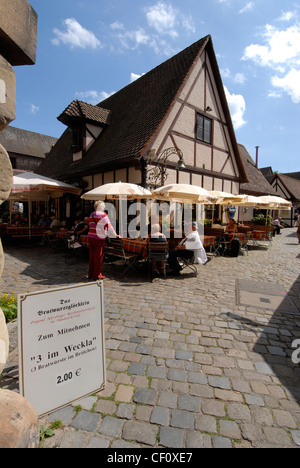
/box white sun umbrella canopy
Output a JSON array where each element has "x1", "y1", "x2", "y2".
[
  {"x1": 209, "y1": 191, "x2": 249, "y2": 205},
  {"x1": 10, "y1": 172, "x2": 82, "y2": 199},
  {"x1": 231, "y1": 195, "x2": 269, "y2": 207},
  {"x1": 255, "y1": 195, "x2": 292, "y2": 209},
  {"x1": 8, "y1": 172, "x2": 82, "y2": 235},
  {"x1": 81, "y1": 182, "x2": 152, "y2": 200},
  {"x1": 151, "y1": 184, "x2": 217, "y2": 204}
]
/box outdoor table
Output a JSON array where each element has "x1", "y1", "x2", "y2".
[
  {"x1": 5, "y1": 226, "x2": 47, "y2": 238},
  {"x1": 252, "y1": 230, "x2": 270, "y2": 241},
  {"x1": 79, "y1": 236, "x2": 148, "y2": 254},
  {"x1": 224, "y1": 232, "x2": 246, "y2": 243},
  {"x1": 122, "y1": 238, "x2": 148, "y2": 257},
  {"x1": 201, "y1": 235, "x2": 217, "y2": 249},
  {"x1": 78, "y1": 235, "x2": 89, "y2": 247},
  {"x1": 56, "y1": 230, "x2": 74, "y2": 241}
]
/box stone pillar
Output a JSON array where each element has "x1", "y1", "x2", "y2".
[{"x1": 0, "y1": 0, "x2": 39, "y2": 449}]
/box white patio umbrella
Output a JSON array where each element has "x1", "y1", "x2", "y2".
[
  {"x1": 255, "y1": 195, "x2": 292, "y2": 209},
  {"x1": 10, "y1": 172, "x2": 81, "y2": 198},
  {"x1": 151, "y1": 183, "x2": 217, "y2": 204},
  {"x1": 81, "y1": 182, "x2": 152, "y2": 237},
  {"x1": 9, "y1": 172, "x2": 82, "y2": 235},
  {"x1": 209, "y1": 191, "x2": 249, "y2": 205},
  {"x1": 81, "y1": 181, "x2": 152, "y2": 200}
]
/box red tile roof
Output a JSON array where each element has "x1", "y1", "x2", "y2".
[{"x1": 57, "y1": 100, "x2": 111, "y2": 127}]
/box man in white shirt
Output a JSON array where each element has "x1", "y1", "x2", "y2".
[
  {"x1": 272, "y1": 217, "x2": 284, "y2": 235},
  {"x1": 168, "y1": 222, "x2": 208, "y2": 275}
]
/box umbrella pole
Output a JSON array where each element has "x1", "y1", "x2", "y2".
[{"x1": 29, "y1": 192, "x2": 32, "y2": 239}]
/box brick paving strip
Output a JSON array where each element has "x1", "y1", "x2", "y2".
[{"x1": 1, "y1": 228, "x2": 300, "y2": 448}]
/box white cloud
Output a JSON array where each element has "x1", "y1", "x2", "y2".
[
  {"x1": 233, "y1": 73, "x2": 246, "y2": 84},
  {"x1": 145, "y1": 2, "x2": 195, "y2": 36},
  {"x1": 130, "y1": 72, "x2": 145, "y2": 83},
  {"x1": 278, "y1": 11, "x2": 295, "y2": 22},
  {"x1": 272, "y1": 68, "x2": 300, "y2": 103},
  {"x1": 243, "y1": 22, "x2": 300, "y2": 103},
  {"x1": 224, "y1": 86, "x2": 247, "y2": 129},
  {"x1": 110, "y1": 21, "x2": 124, "y2": 30},
  {"x1": 112, "y1": 2, "x2": 194, "y2": 56},
  {"x1": 145, "y1": 2, "x2": 178, "y2": 38},
  {"x1": 30, "y1": 104, "x2": 39, "y2": 114},
  {"x1": 243, "y1": 24, "x2": 300, "y2": 68},
  {"x1": 75, "y1": 90, "x2": 115, "y2": 105},
  {"x1": 239, "y1": 2, "x2": 254, "y2": 14},
  {"x1": 221, "y1": 68, "x2": 246, "y2": 85},
  {"x1": 52, "y1": 18, "x2": 102, "y2": 50}
]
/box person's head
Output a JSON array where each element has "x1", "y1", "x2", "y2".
[
  {"x1": 94, "y1": 200, "x2": 105, "y2": 211},
  {"x1": 187, "y1": 221, "x2": 198, "y2": 232},
  {"x1": 151, "y1": 223, "x2": 161, "y2": 234},
  {"x1": 84, "y1": 217, "x2": 89, "y2": 225}
]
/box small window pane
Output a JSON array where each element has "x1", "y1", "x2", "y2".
[
  {"x1": 197, "y1": 115, "x2": 204, "y2": 140},
  {"x1": 204, "y1": 118, "x2": 211, "y2": 143},
  {"x1": 196, "y1": 113, "x2": 212, "y2": 144}
]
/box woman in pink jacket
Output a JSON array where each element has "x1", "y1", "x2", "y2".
[{"x1": 88, "y1": 200, "x2": 119, "y2": 280}]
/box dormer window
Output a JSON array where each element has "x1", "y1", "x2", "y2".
[
  {"x1": 57, "y1": 99, "x2": 111, "y2": 161},
  {"x1": 68, "y1": 128, "x2": 83, "y2": 153}
]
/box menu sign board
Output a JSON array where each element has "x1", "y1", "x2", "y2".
[{"x1": 18, "y1": 282, "x2": 106, "y2": 417}]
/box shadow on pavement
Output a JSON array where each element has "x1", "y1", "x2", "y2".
[{"x1": 223, "y1": 272, "x2": 300, "y2": 403}]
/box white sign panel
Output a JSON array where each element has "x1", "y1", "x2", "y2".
[{"x1": 18, "y1": 282, "x2": 106, "y2": 417}]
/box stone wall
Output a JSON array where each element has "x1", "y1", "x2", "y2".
[{"x1": 0, "y1": 0, "x2": 39, "y2": 449}]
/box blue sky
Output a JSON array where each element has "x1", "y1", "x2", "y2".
[{"x1": 12, "y1": 0, "x2": 300, "y2": 173}]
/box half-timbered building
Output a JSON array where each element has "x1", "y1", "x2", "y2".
[{"x1": 36, "y1": 35, "x2": 248, "y2": 221}]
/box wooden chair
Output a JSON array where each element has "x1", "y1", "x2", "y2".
[
  {"x1": 104, "y1": 238, "x2": 140, "y2": 276},
  {"x1": 148, "y1": 241, "x2": 169, "y2": 280}
]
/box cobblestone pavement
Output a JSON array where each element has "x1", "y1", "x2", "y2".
[{"x1": 1, "y1": 228, "x2": 300, "y2": 448}]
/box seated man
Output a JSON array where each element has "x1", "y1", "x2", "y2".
[
  {"x1": 148, "y1": 223, "x2": 167, "y2": 275},
  {"x1": 272, "y1": 217, "x2": 284, "y2": 235},
  {"x1": 74, "y1": 217, "x2": 89, "y2": 240},
  {"x1": 168, "y1": 222, "x2": 208, "y2": 276},
  {"x1": 40, "y1": 216, "x2": 61, "y2": 245}
]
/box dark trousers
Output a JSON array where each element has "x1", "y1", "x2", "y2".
[
  {"x1": 168, "y1": 249, "x2": 194, "y2": 273},
  {"x1": 88, "y1": 237, "x2": 105, "y2": 279}
]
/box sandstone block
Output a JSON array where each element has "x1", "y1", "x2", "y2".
[
  {"x1": 0, "y1": 0, "x2": 37, "y2": 66},
  {"x1": 0, "y1": 56, "x2": 16, "y2": 130},
  {"x1": 0, "y1": 143, "x2": 13, "y2": 206},
  {"x1": 0, "y1": 390, "x2": 39, "y2": 448}
]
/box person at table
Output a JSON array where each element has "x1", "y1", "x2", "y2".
[
  {"x1": 88, "y1": 200, "x2": 119, "y2": 280},
  {"x1": 148, "y1": 223, "x2": 167, "y2": 275},
  {"x1": 225, "y1": 218, "x2": 238, "y2": 234},
  {"x1": 38, "y1": 213, "x2": 50, "y2": 227},
  {"x1": 272, "y1": 217, "x2": 284, "y2": 235},
  {"x1": 40, "y1": 216, "x2": 61, "y2": 245},
  {"x1": 49, "y1": 216, "x2": 60, "y2": 232},
  {"x1": 74, "y1": 217, "x2": 89, "y2": 241},
  {"x1": 168, "y1": 222, "x2": 208, "y2": 276}
]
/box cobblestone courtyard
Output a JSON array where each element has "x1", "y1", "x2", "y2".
[{"x1": 1, "y1": 228, "x2": 300, "y2": 448}]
